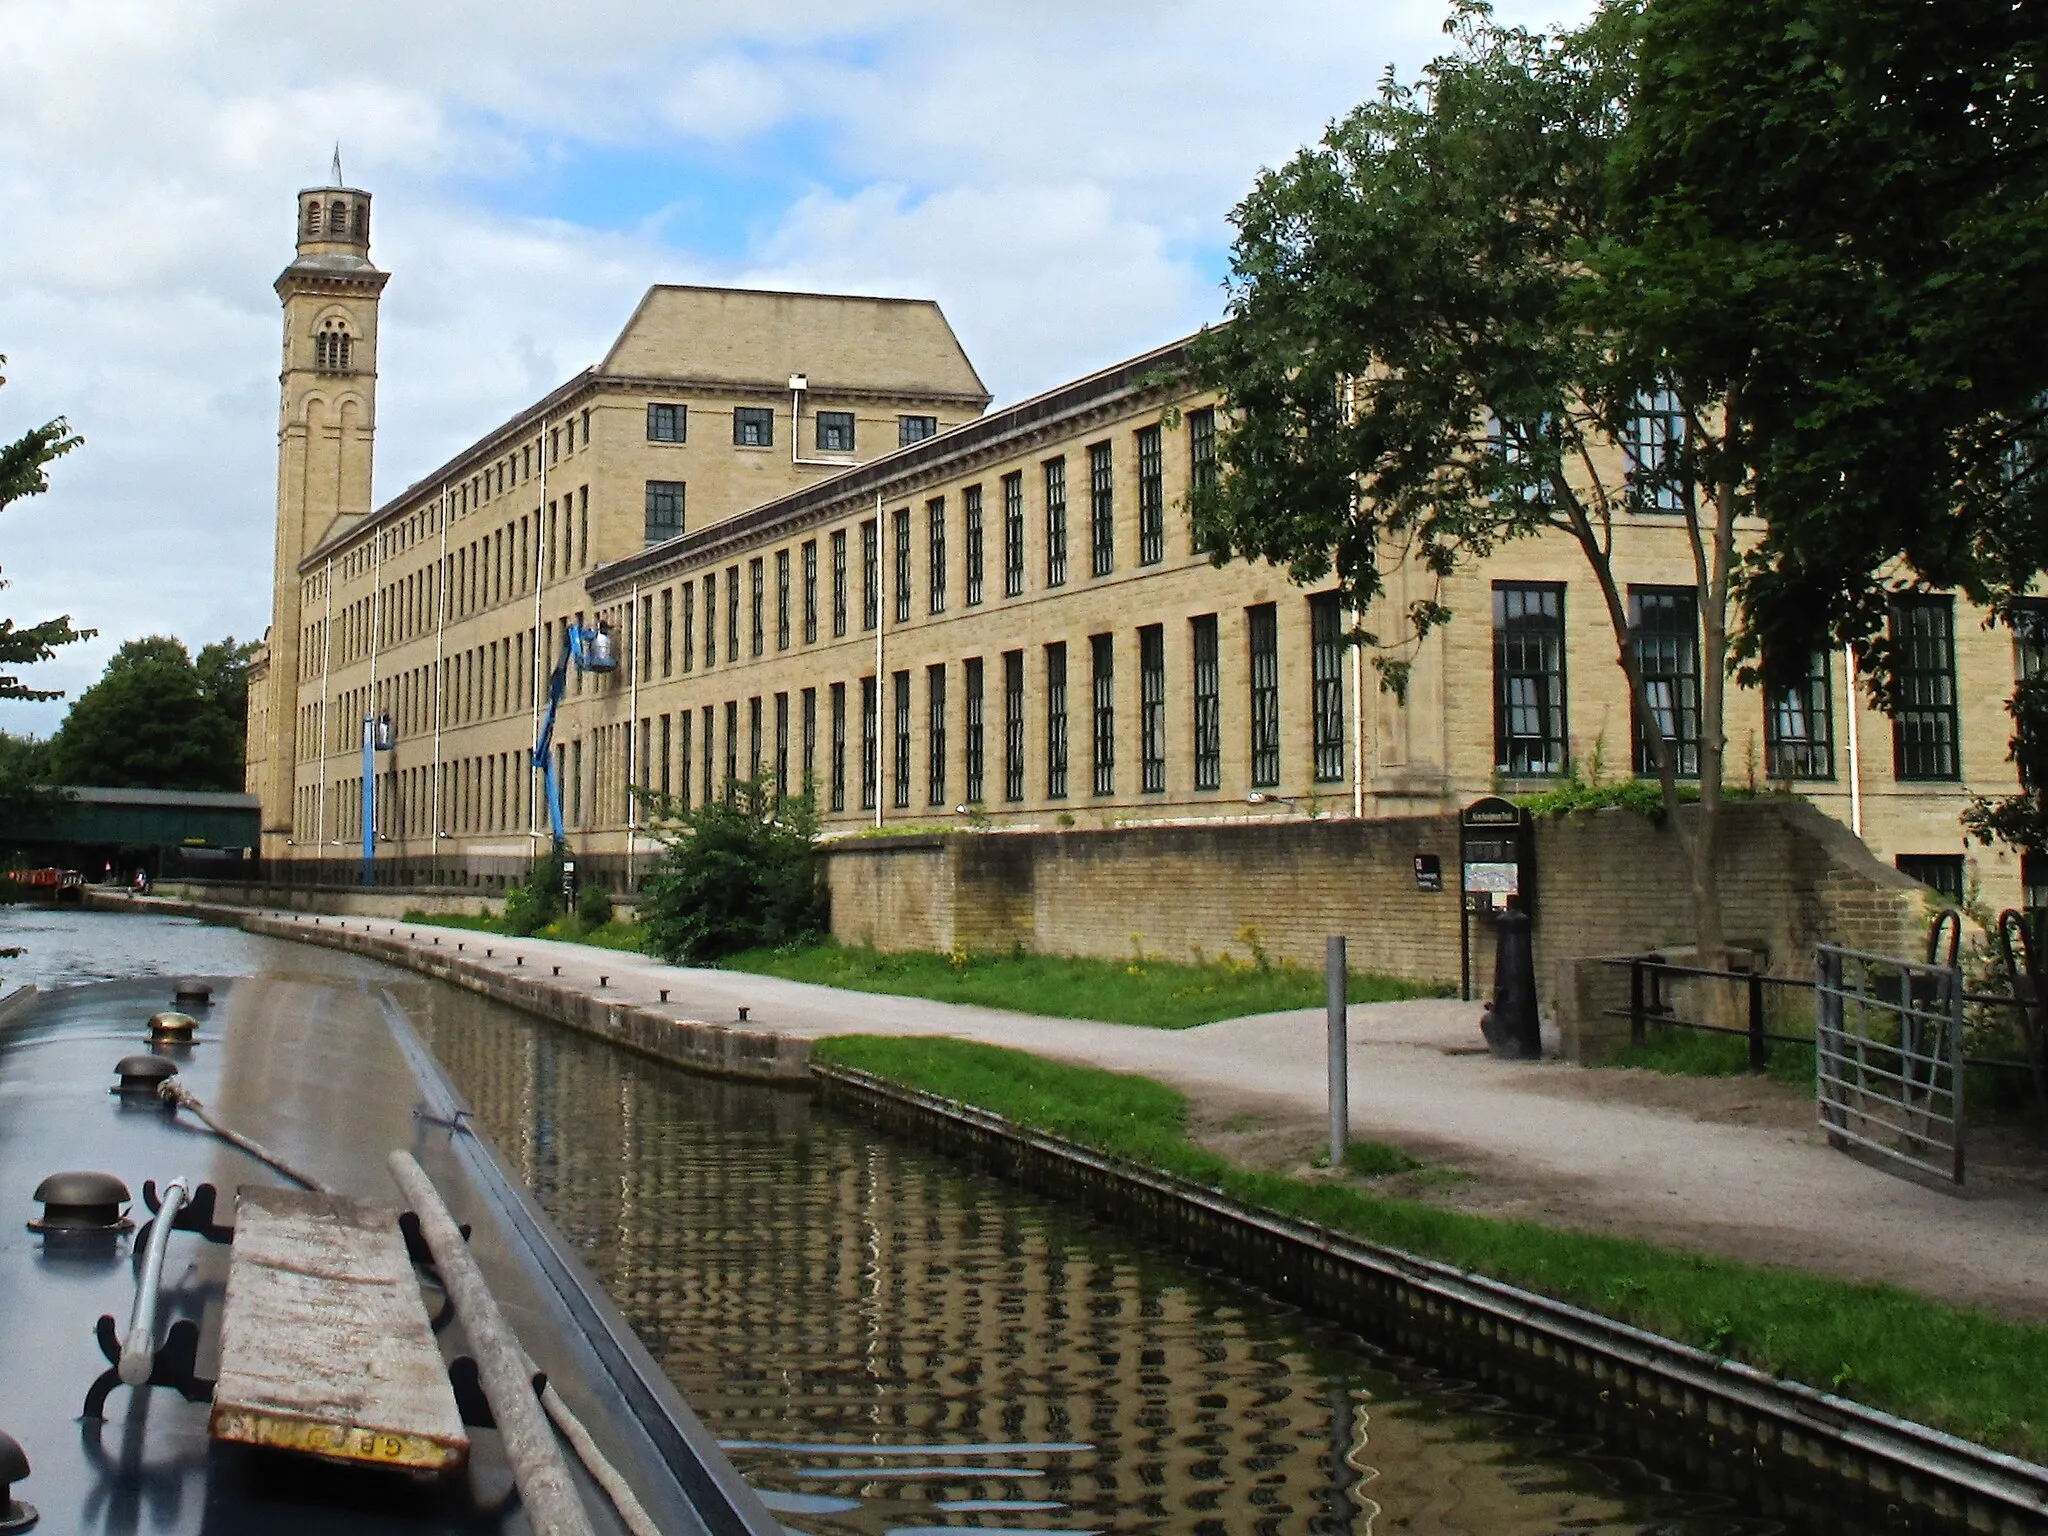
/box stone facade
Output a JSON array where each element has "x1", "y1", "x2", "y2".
[
  {"x1": 245, "y1": 178, "x2": 988, "y2": 861},
  {"x1": 250, "y1": 180, "x2": 2044, "y2": 922}
]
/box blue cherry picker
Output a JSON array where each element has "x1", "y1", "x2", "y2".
[{"x1": 531, "y1": 618, "x2": 617, "y2": 905}]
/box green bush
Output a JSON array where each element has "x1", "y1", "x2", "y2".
[
  {"x1": 575, "y1": 880, "x2": 613, "y2": 929},
  {"x1": 503, "y1": 850, "x2": 565, "y2": 937},
  {"x1": 639, "y1": 776, "x2": 826, "y2": 963}
]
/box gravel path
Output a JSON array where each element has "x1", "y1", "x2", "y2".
[{"x1": 284, "y1": 911, "x2": 2048, "y2": 1321}]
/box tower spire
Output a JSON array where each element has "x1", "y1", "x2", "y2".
[{"x1": 331, "y1": 142, "x2": 344, "y2": 187}]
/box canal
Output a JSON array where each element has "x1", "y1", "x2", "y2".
[{"x1": 3, "y1": 907, "x2": 1873, "y2": 1534}]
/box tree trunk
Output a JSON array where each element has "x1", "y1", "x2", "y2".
[{"x1": 1690, "y1": 385, "x2": 1743, "y2": 972}]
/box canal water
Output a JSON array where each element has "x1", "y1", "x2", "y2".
[{"x1": 3, "y1": 908, "x2": 1851, "y2": 1534}]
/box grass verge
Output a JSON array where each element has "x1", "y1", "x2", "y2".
[
  {"x1": 1602, "y1": 1026, "x2": 1817, "y2": 1090},
  {"x1": 721, "y1": 939, "x2": 1448, "y2": 1027},
  {"x1": 813, "y1": 1033, "x2": 2048, "y2": 1461},
  {"x1": 400, "y1": 908, "x2": 650, "y2": 952}
]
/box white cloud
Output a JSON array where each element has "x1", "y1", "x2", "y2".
[{"x1": 0, "y1": 0, "x2": 1590, "y2": 732}]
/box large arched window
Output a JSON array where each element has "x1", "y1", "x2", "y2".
[
  {"x1": 314, "y1": 318, "x2": 353, "y2": 372},
  {"x1": 329, "y1": 198, "x2": 348, "y2": 235}
]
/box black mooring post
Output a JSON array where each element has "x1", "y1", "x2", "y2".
[
  {"x1": 1629, "y1": 959, "x2": 1646, "y2": 1049},
  {"x1": 1484, "y1": 909, "x2": 1541, "y2": 1060},
  {"x1": 1748, "y1": 969, "x2": 1768, "y2": 1073}
]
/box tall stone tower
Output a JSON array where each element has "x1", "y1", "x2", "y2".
[{"x1": 252, "y1": 168, "x2": 388, "y2": 855}]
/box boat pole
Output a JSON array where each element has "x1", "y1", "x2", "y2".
[{"x1": 387, "y1": 1151, "x2": 595, "y2": 1536}]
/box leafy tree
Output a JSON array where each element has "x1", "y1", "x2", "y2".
[
  {"x1": 1963, "y1": 676, "x2": 2048, "y2": 858},
  {"x1": 1606, "y1": 0, "x2": 2048, "y2": 853},
  {"x1": 195, "y1": 636, "x2": 259, "y2": 726},
  {"x1": 1, "y1": 351, "x2": 91, "y2": 704},
  {"x1": 639, "y1": 777, "x2": 827, "y2": 963},
  {"x1": 47, "y1": 636, "x2": 245, "y2": 790},
  {"x1": 1190, "y1": 3, "x2": 1757, "y2": 958}
]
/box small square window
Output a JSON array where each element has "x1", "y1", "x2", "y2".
[
  {"x1": 899, "y1": 415, "x2": 938, "y2": 447},
  {"x1": 817, "y1": 411, "x2": 855, "y2": 453},
  {"x1": 1896, "y1": 854, "x2": 1965, "y2": 906},
  {"x1": 647, "y1": 403, "x2": 687, "y2": 443},
  {"x1": 734, "y1": 407, "x2": 775, "y2": 448}
]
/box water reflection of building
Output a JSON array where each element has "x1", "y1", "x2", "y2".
[{"x1": 412, "y1": 990, "x2": 1639, "y2": 1535}]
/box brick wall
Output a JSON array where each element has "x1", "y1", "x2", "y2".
[{"x1": 822, "y1": 798, "x2": 1928, "y2": 996}]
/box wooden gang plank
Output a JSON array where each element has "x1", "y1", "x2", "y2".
[{"x1": 209, "y1": 1184, "x2": 469, "y2": 1471}]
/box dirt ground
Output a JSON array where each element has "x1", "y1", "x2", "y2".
[{"x1": 1184, "y1": 1061, "x2": 2048, "y2": 1320}]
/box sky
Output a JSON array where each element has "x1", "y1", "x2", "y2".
[{"x1": 0, "y1": 0, "x2": 1586, "y2": 735}]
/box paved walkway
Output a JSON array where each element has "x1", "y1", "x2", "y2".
[{"x1": 256, "y1": 907, "x2": 2048, "y2": 1320}]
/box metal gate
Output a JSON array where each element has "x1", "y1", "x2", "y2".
[{"x1": 1814, "y1": 944, "x2": 1966, "y2": 1185}]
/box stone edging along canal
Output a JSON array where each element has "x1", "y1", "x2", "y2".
[{"x1": 122, "y1": 895, "x2": 2048, "y2": 1533}]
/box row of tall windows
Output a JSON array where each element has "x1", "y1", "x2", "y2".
[
  {"x1": 656, "y1": 599, "x2": 1338, "y2": 815},
  {"x1": 626, "y1": 410, "x2": 1214, "y2": 675},
  {"x1": 1489, "y1": 584, "x2": 2026, "y2": 784}
]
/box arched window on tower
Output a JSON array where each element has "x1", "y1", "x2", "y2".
[
  {"x1": 350, "y1": 201, "x2": 365, "y2": 238},
  {"x1": 314, "y1": 319, "x2": 353, "y2": 373},
  {"x1": 329, "y1": 199, "x2": 348, "y2": 235},
  {"x1": 305, "y1": 200, "x2": 323, "y2": 236}
]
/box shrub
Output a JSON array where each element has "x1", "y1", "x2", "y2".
[
  {"x1": 575, "y1": 880, "x2": 613, "y2": 929},
  {"x1": 503, "y1": 850, "x2": 565, "y2": 937},
  {"x1": 640, "y1": 776, "x2": 827, "y2": 963}
]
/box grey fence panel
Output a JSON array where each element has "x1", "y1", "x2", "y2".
[{"x1": 1814, "y1": 944, "x2": 1966, "y2": 1185}]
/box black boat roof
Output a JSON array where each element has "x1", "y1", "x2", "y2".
[{"x1": 0, "y1": 968, "x2": 780, "y2": 1535}]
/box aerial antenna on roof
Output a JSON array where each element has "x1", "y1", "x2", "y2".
[{"x1": 330, "y1": 143, "x2": 344, "y2": 187}]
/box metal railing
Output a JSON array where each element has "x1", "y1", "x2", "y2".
[
  {"x1": 157, "y1": 851, "x2": 650, "y2": 895},
  {"x1": 1601, "y1": 955, "x2": 1816, "y2": 1073}
]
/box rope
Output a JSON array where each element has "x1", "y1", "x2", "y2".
[
  {"x1": 538, "y1": 1379, "x2": 664, "y2": 1536},
  {"x1": 157, "y1": 1080, "x2": 331, "y2": 1193}
]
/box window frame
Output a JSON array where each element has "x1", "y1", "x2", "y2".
[
  {"x1": 1310, "y1": 592, "x2": 1347, "y2": 783},
  {"x1": 733, "y1": 405, "x2": 775, "y2": 449},
  {"x1": 643, "y1": 480, "x2": 684, "y2": 545},
  {"x1": 964, "y1": 656, "x2": 985, "y2": 805},
  {"x1": 964, "y1": 485, "x2": 985, "y2": 607},
  {"x1": 898, "y1": 414, "x2": 938, "y2": 447},
  {"x1": 927, "y1": 663, "x2": 947, "y2": 807},
  {"x1": 1090, "y1": 632, "x2": 1115, "y2": 796},
  {"x1": 1003, "y1": 650, "x2": 1026, "y2": 803},
  {"x1": 1088, "y1": 441, "x2": 1114, "y2": 578},
  {"x1": 1045, "y1": 642, "x2": 1069, "y2": 800},
  {"x1": 1247, "y1": 604, "x2": 1280, "y2": 789},
  {"x1": 1764, "y1": 649, "x2": 1836, "y2": 781},
  {"x1": 1891, "y1": 594, "x2": 1962, "y2": 782},
  {"x1": 1044, "y1": 458, "x2": 1068, "y2": 587},
  {"x1": 646, "y1": 402, "x2": 687, "y2": 444},
  {"x1": 1002, "y1": 471, "x2": 1026, "y2": 598},
  {"x1": 1139, "y1": 623, "x2": 1166, "y2": 794},
  {"x1": 1896, "y1": 853, "x2": 1966, "y2": 906},
  {"x1": 927, "y1": 496, "x2": 947, "y2": 615},
  {"x1": 816, "y1": 410, "x2": 855, "y2": 454},
  {"x1": 1137, "y1": 423, "x2": 1164, "y2": 566},
  {"x1": 1630, "y1": 585, "x2": 1702, "y2": 778},
  {"x1": 1492, "y1": 582, "x2": 1568, "y2": 778},
  {"x1": 1625, "y1": 386, "x2": 1690, "y2": 515},
  {"x1": 1192, "y1": 614, "x2": 1221, "y2": 792},
  {"x1": 892, "y1": 669, "x2": 912, "y2": 810}
]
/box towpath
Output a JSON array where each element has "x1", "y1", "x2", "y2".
[{"x1": 178, "y1": 903, "x2": 2048, "y2": 1322}]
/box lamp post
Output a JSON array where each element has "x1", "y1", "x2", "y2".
[{"x1": 361, "y1": 711, "x2": 394, "y2": 883}]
